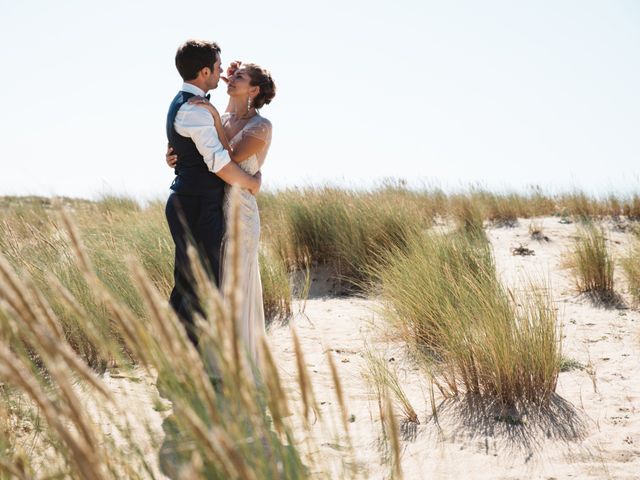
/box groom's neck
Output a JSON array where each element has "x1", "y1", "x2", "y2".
[{"x1": 185, "y1": 79, "x2": 209, "y2": 94}]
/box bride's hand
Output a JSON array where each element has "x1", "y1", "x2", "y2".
[
  {"x1": 187, "y1": 97, "x2": 229, "y2": 149},
  {"x1": 188, "y1": 96, "x2": 221, "y2": 120},
  {"x1": 166, "y1": 144, "x2": 177, "y2": 168},
  {"x1": 248, "y1": 171, "x2": 262, "y2": 196},
  {"x1": 221, "y1": 60, "x2": 242, "y2": 84}
]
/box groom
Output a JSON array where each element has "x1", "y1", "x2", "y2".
[{"x1": 165, "y1": 39, "x2": 261, "y2": 346}]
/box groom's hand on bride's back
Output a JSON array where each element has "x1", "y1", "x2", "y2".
[{"x1": 166, "y1": 144, "x2": 178, "y2": 168}]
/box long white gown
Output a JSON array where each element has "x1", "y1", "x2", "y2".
[{"x1": 221, "y1": 112, "x2": 272, "y2": 370}]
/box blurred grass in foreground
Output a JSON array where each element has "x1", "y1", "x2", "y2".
[{"x1": 0, "y1": 197, "x2": 356, "y2": 479}]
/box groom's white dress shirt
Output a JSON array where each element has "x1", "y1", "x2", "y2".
[{"x1": 174, "y1": 83, "x2": 231, "y2": 173}]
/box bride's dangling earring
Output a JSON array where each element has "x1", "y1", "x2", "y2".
[{"x1": 247, "y1": 95, "x2": 252, "y2": 114}]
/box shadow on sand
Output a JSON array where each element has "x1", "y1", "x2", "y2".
[
  {"x1": 583, "y1": 290, "x2": 627, "y2": 310},
  {"x1": 424, "y1": 393, "x2": 591, "y2": 460}
]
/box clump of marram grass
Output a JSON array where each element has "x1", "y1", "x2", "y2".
[
  {"x1": 269, "y1": 187, "x2": 427, "y2": 290},
  {"x1": 621, "y1": 238, "x2": 640, "y2": 305},
  {"x1": 623, "y1": 194, "x2": 640, "y2": 221},
  {"x1": 477, "y1": 192, "x2": 520, "y2": 227},
  {"x1": 525, "y1": 185, "x2": 558, "y2": 217},
  {"x1": 371, "y1": 230, "x2": 561, "y2": 407},
  {"x1": 372, "y1": 231, "x2": 494, "y2": 352},
  {"x1": 450, "y1": 196, "x2": 485, "y2": 239},
  {"x1": 259, "y1": 250, "x2": 292, "y2": 325},
  {"x1": 568, "y1": 224, "x2": 615, "y2": 301},
  {"x1": 557, "y1": 191, "x2": 601, "y2": 221},
  {"x1": 606, "y1": 194, "x2": 622, "y2": 220}
]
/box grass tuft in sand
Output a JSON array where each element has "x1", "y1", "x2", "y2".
[
  {"x1": 372, "y1": 229, "x2": 561, "y2": 407},
  {"x1": 568, "y1": 223, "x2": 616, "y2": 302}
]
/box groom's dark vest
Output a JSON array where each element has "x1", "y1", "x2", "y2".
[{"x1": 166, "y1": 91, "x2": 226, "y2": 199}]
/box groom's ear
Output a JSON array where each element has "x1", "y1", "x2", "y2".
[{"x1": 199, "y1": 66, "x2": 211, "y2": 79}]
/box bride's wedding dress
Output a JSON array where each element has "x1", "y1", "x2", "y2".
[{"x1": 221, "y1": 112, "x2": 272, "y2": 369}]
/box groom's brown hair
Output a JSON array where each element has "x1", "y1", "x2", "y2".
[{"x1": 175, "y1": 40, "x2": 221, "y2": 81}]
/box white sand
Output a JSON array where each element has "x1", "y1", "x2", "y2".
[{"x1": 102, "y1": 217, "x2": 640, "y2": 479}]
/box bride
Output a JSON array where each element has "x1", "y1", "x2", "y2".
[{"x1": 166, "y1": 61, "x2": 276, "y2": 369}]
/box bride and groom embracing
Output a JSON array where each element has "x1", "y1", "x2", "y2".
[{"x1": 164, "y1": 39, "x2": 276, "y2": 372}]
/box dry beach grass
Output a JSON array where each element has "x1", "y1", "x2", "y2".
[{"x1": 1, "y1": 187, "x2": 640, "y2": 478}]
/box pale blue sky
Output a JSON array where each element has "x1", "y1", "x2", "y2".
[{"x1": 1, "y1": 0, "x2": 639, "y2": 200}]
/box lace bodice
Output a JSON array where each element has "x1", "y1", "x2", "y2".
[
  {"x1": 222, "y1": 113, "x2": 272, "y2": 175},
  {"x1": 220, "y1": 112, "x2": 271, "y2": 247}
]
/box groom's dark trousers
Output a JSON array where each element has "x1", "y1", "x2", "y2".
[{"x1": 165, "y1": 90, "x2": 227, "y2": 346}]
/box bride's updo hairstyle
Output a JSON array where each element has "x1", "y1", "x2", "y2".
[{"x1": 245, "y1": 63, "x2": 276, "y2": 109}]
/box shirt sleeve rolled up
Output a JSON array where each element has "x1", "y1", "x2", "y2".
[{"x1": 174, "y1": 104, "x2": 231, "y2": 173}]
